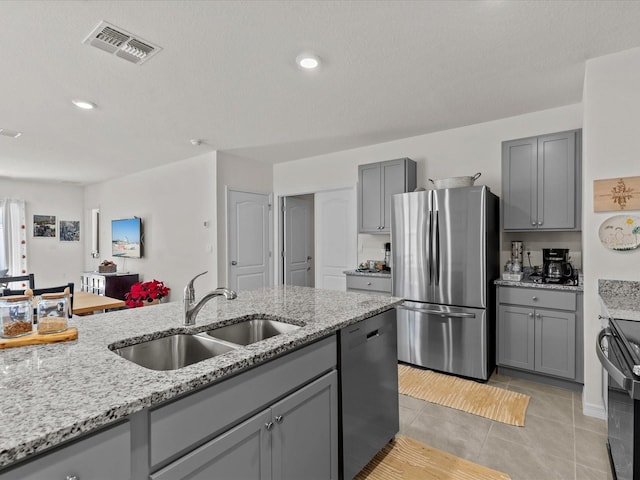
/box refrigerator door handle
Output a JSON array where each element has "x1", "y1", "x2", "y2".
[
  {"x1": 396, "y1": 305, "x2": 476, "y2": 318},
  {"x1": 427, "y1": 209, "x2": 433, "y2": 284},
  {"x1": 434, "y1": 210, "x2": 440, "y2": 285}
]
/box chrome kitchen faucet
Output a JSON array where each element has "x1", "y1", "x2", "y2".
[{"x1": 183, "y1": 271, "x2": 237, "y2": 326}]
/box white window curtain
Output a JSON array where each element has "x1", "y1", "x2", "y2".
[{"x1": 0, "y1": 198, "x2": 27, "y2": 281}]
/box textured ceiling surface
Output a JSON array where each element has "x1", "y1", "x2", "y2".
[{"x1": 1, "y1": 0, "x2": 640, "y2": 184}]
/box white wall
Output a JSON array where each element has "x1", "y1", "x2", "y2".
[
  {"x1": 582, "y1": 46, "x2": 640, "y2": 416},
  {"x1": 0, "y1": 178, "x2": 84, "y2": 287},
  {"x1": 275, "y1": 104, "x2": 583, "y2": 265},
  {"x1": 216, "y1": 152, "x2": 274, "y2": 286},
  {"x1": 83, "y1": 152, "x2": 218, "y2": 299}
]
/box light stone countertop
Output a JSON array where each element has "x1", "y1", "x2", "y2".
[
  {"x1": 343, "y1": 269, "x2": 392, "y2": 278},
  {"x1": 0, "y1": 285, "x2": 403, "y2": 468},
  {"x1": 599, "y1": 279, "x2": 640, "y2": 321},
  {"x1": 494, "y1": 278, "x2": 583, "y2": 292}
]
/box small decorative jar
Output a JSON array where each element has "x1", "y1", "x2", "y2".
[
  {"x1": 0, "y1": 295, "x2": 34, "y2": 338},
  {"x1": 37, "y1": 290, "x2": 69, "y2": 334}
]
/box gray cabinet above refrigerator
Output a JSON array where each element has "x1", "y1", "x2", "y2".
[{"x1": 358, "y1": 158, "x2": 416, "y2": 234}]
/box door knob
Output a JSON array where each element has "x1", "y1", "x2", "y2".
[{"x1": 231, "y1": 261, "x2": 237, "y2": 265}]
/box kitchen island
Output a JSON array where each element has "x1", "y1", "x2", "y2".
[{"x1": 0, "y1": 285, "x2": 403, "y2": 478}]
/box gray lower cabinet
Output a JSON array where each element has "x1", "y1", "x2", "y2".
[
  {"x1": 151, "y1": 410, "x2": 271, "y2": 480},
  {"x1": 151, "y1": 371, "x2": 338, "y2": 480},
  {"x1": 497, "y1": 286, "x2": 580, "y2": 381},
  {"x1": 345, "y1": 274, "x2": 391, "y2": 295},
  {"x1": 502, "y1": 129, "x2": 581, "y2": 231},
  {"x1": 0, "y1": 421, "x2": 131, "y2": 480},
  {"x1": 0, "y1": 336, "x2": 338, "y2": 480},
  {"x1": 358, "y1": 158, "x2": 416, "y2": 234}
]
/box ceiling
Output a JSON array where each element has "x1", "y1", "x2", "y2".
[{"x1": 2, "y1": 1, "x2": 640, "y2": 185}]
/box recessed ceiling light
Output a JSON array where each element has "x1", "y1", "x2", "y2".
[
  {"x1": 0, "y1": 128, "x2": 22, "y2": 138},
  {"x1": 72, "y1": 99, "x2": 96, "y2": 110},
  {"x1": 296, "y1": 53, "x2": 320, "y2": 70}
]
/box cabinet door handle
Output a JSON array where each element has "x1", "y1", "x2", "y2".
[
  {"x1": 231, "y1": 260, "x2": 237, "y2": 265},
  {"x1": 66, "y1": 476, "x2": 79, "y2": 480},
  {"x1": 265, "y1": 421, "x2": 274, "y2": 431},
  {"x1": 538, "y1": 221, "x2": 543, "y2": 226},
  {"x1": 528, "y1": 312, "x2": 533, "y2": 317},
  {"x1": 367, "y1": 282, "x2": 372, "y2": 285},
  {"x1": 531, "y1": 221, "x2": 536, "y2": 226},
  {"x1": 275, "y1": 415, "x2": 284, "y2": 423},
  {"x1": 531, "y1": 296, "x2": 537, "y2": 301},
  {"x1": 535, "y1": 313, "x2": 541, "y2": 318}
]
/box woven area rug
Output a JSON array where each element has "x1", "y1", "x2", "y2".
[
  {"x1": 355, "y1": 435, "x2": 511, "y2": 480},
  {"x1": 398, "y1": 364, "x2": 530, "y2": 426}
]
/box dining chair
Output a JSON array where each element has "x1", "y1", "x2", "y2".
[
  {"x1": 0, "y1": 273, "x2": 35, "y2": 290},
  {"x1": 2, "y1": 282, "x2": 74, "y2": 318}
]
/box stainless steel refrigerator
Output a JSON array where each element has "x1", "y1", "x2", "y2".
[{"x1": 391, "y1": 185, "x2": 499, "y2": 381}]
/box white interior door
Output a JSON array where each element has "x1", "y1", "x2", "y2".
[
  {"x1": 314, "y1": 188, "x2": 356, "y2": 290},
  {"x1": 228, "y1": 190, "x2": 272, "y2": 292},
  {"x1": 284, "y1": 196, "x2": 314, "y2": 287}
]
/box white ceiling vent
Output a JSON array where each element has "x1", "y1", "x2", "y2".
[{"x1": 83, "y1": 21, "x2": 161, "y2": 65}]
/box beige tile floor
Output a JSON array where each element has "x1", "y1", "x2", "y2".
[{"x1": 399, "y1": 372, "x2": 613, "y2": 480}]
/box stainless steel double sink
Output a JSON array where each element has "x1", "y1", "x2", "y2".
[{"x1": 112, "y1": 317, "x2": 302, "y2": 371}]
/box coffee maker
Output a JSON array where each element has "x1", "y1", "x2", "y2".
[{"x1": 542, "y1": 248, "x2": 574, "y2": 284}]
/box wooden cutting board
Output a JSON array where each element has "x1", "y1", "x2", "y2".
[{"x1": 0, "y1": 327, "x2": 78, "y2": 349}]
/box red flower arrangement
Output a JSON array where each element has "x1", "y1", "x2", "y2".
[{"x1": 125, "y1": 279, "x2": 170, "y2": 308}]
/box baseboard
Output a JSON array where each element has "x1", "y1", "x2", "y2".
[
  {"x1": 583, "y1": 401, "x2": 606, "y2": 420},
  {"x1": 496, "y1": 366, "x2": 582, "y2": 392}
]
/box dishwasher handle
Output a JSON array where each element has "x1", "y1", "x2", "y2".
[
  {"x1": 346, "y1": 324, "x2": 389, "y2": 350},
  {"x1": 597, "y1": 327, "x2": 631, "y2": 391},
  {"x1": 366, "y1": 329, "x2": 379, "y2": 340}
]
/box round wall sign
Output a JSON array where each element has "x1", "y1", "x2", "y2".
[{"x1": 599, "y1": 215, "x2": 640, "y2": 251}]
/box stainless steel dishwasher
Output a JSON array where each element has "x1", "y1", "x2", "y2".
[{"x1": 339, "y1": 308, "x2": 399, "y2": 479}]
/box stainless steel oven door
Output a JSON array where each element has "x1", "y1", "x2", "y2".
[{"x1": 598, "y1": 327, "x2": 638, "y2": 480}]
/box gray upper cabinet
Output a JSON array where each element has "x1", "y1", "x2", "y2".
[
  {"x1": 502, "y1": 129, "x2": 581, "y2": 231},
  {"x1": 358, "y1": 158, "x2": 417, "y2": 234}
]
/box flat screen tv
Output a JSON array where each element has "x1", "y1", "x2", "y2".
[{"x1": 111, "y1": 217, "x2": 142, "y2": 258}]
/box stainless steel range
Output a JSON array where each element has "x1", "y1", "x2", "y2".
[{"x1": 597, "y1": 317, "x2": 640, "y2": 480}]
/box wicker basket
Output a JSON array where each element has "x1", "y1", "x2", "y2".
[{"x1": 98, "y1": 265, "x2": 117, "y2": 273}]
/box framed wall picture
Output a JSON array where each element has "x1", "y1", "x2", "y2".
[
  {"x1": 59, "y1": 220, "x2": 80, "y2": 242},
  {"x1": 33, "y1": 215, "x2": 56, "y2": 238},
  {"x1": 594, "y1": 176, "x2": 640, "y2": 212}
]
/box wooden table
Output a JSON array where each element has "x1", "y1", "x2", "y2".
[{"x1": 72, "y1": 291, "x2": 126, "y2": 315}]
